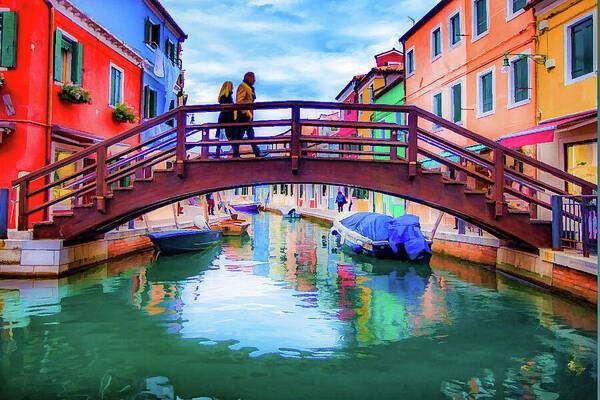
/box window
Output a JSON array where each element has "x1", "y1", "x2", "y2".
[
  {"x1": 431, "y1": 26, "x2": 442, "y2": 59},
  {"x1": 355, "y1": 189, "x2": 369, "y2": 200},
  {"x1": 322, "y1": 185, "x2": 327, "y2": 196},
  {"x1": 565, "y1": 140, "x2": 597, "y2": 194},
  {"x1": 566, "y1": 15, "x2": 595, "y2": 83},
  {"x1": 369, "y1": 84, "x2": 374, "y2": 103},
  {"x1": 358, "y1": 93, "x2": 363, "y2": 118},
  {"x1": 432, "y1": 92, "x2": 442, "y2": 130},
  {"x1": 450, "y1": 83, "x2": 462, "y2": 123},
  {"x1": 54, "y1": 30, "x2": 83, "y2": 84},
  {"x1": 143, "y1": 85, "x2": 157, "y2": 118},
  {"x1": 165, "y1": 39, "x2": 177, "y2": 64},
  {"x1": 473, "y1": 0, "x2": 488, "y2": 39},
  {"x1": 510, "y1": 56, "x2": 529, "y2": 105},
  {"x1": 478, "y1": 69, "x2": 494, "y2": 116},
  {"x1": 109, "y1": 65, "x2": 123, "y2": 107},
  {"x1": 144, "y1": 17, "x2": 161, "y2": 48},
  {"x1": 449, "y1": 11, "x2": 461, "y2": 47},
  {"x1": 299, "y1": 184, "x2": 304, "y2": 198},
  {"x1": 0, "y1": 11, "x2": 17, "y2": 68},
  {"x1": 509, "y1": 0, "x2": 526, "y2": 17},
  {"x1": 406, "y1": 48, "x2": 415, "y2": 76},
  {"x1": 272, "y1": 185, "x2": 277, "y2": 195}
]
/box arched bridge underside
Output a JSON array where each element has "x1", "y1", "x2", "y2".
[{"x1": 36, "y1": 158, "x2": 551, "y2": 248}]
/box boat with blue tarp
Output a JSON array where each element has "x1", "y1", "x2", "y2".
[
  {"x1": 281, "y1": 207, "x2": 301, "y2": 219},
  {"x1": 330, "y1": 212, "x2": 432, "y2": 262},
  {"x1": 146, "y1": 229, "x2": 222, "y2": 256}
]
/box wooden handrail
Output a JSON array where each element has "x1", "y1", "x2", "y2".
[
  {"x1": 300, "y1": 136, "x2": 408, "y2": 147},
  {"x1": 299, "y1": 119, "x2": 408, "y2": 130}
]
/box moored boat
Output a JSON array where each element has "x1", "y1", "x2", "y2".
[
  {"x1": 208, "y1": 215, "x2": 250, "y2": 236},
  {"x1": 281, "y1": 207, "x2": 301, "y2": 219},
  {"x1": 231, "y1": 202, "x2": 261, "y2": 214},
  {"x1": 330, "y1": 212, "x2": 432, "y2": 262},
  {"x1": 146, "y1": 229, "x2": 222, "y2": 256}
]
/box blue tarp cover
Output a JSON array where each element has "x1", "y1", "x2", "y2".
[{"x1": 340, "y1": 213, "x2": 431, "y2": 260}]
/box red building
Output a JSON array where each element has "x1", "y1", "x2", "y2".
[{"x1": 0, "y1": 0, "x2": 144, "y2": 228}]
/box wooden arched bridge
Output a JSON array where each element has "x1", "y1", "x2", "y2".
[{"x1": 12, "y1": 101, "x2": 596, "y2": 248}]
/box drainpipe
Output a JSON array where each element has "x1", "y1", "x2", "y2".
[{"x1": 44, "y1": 0, "x2": 55, "y2": 220}]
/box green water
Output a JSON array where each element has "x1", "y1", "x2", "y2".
[{"x1": 0, "y1": 213, "x2": 596, "y2": 399}]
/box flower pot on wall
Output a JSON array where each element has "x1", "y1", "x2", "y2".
[
  {"x1": 112, "y1": 103, "x2": 137, "y2": 123},
  {"x1": 58, "y1": 84, "x2": 91, "y2": 104}
]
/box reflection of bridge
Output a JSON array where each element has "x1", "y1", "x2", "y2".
[{"x1": 12, "y1": 101, "x2": 596, "y2": 248}]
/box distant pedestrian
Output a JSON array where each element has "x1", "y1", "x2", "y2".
[
  {"x1": 335, "y1": 190, "x2": 347, "y2": 213},
  {"x1": 236, "y1": 72, "x2": 263, "y2": 157},
  {"x1": 217, "y1": 81, "x2": 239, "y2": 158},
  {"x1": 206, "y1": 193, "x2": 215, "y2": 216}
]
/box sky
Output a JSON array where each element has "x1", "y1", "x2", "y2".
[{"x1": 162, "y1": 0, "x2": 438, "y2": 105}]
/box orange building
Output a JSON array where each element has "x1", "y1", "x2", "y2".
[{"x1": 401, "y1": 0, "x2": 537, "y2": 146}]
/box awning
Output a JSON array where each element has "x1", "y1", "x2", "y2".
[{"x1": 498, "y1": 111, "x2": 597, "y2": 148}]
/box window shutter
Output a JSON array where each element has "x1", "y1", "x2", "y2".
[
  {"x1": 110, "y1": 68, "x2": 116, "y2": 106},
  {"x1": 149, "y1": 89, "x2": 157, "y2": 118},
  {"x1": 71, "y1": 42, "x2": 83, "y2": 84},
  {"x1": 144, "y1": 17, "x2": 151, "y2": 44},
  {"x1": 452, "y1": 85, "x2": 461, "y2": 122},
  {"x1": 143, "y1": 86, "x2": 150, "y2": 118},
  {"x1": 53, "y1": 30, "x2": 63, "y2": 81},
  {"x1": 0, "y1": 12, "x2": 17, "y2": 68}
]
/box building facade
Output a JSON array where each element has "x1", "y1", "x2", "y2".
[
  {"x1": 69, "y1": 0, "x2": 187, "y2": 126},
  {"x1": 524, "y1": 0, "x2": 597, "y2": 195},
  {"x1": 0, "y1": 0, "x2": 145, "y2": 228}
]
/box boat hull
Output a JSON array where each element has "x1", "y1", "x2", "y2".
[
  {"x1": 331, "y1": 220, "x2": 431, "y2": 263},
  {"x1": 281, "y1": 207, "x2": 301, "y2": 219},
  {"x1": 231, "y1": 203, "x2": 261, "y2": 214},
  {"x1": 208, "y1": 218, "x2": 250, "y2": 236},
  {"x1": 146, "y1": 229, "x2": 222, "y2": 256}
]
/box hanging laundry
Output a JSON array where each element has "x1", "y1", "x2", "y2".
[{"x1": 153, "y1": 50, "x2": 165, "y2": 78}]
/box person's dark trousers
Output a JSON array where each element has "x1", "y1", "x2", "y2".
[
  {"x1": 225, "y1": 127, "x2": 240, "y2": 158},
  {"x1": 237, "y1": 113, "x2": 261, "y2": 156},
  {"x1": 337, "y1": 204, "x2": 343, "y2": 212}
]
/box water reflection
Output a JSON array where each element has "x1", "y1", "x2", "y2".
[{"x1": 0, "y1": 213, "x2": 596, "y2": 399}]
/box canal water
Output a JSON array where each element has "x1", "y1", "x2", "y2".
[{"x1": 0, "y1": 213, "x2": 596, "y2": 399}]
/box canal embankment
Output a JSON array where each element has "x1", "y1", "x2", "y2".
[{"x1": 266, "y1": 206, "x2": 598, "y2": 304}]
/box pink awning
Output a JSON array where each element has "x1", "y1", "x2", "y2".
[{"x1": 498, "y1": 111, "x2": 597, "y2": 148}]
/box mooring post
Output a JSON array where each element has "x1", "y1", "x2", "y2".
[
  {"x1": 291, "y1": 106, "x2": 301, "y2": 174},
  {"x1": 492, "y1": 147, "x2": 505, "y2": 218},
  {"x1": 408, "y1": 110, "x2": 418, "y2": 178},
  {"x1": 175, "y1": 109, "x2": 186, "y2": 177},
  {"x1": 0, "y1": 188, "x2": 8, "y2": 239}
]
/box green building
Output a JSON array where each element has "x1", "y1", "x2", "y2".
[{"x1": 371, "y1": 77, "x2": 406, "y2": 217}]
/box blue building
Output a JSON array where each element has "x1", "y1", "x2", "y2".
[{"x1": 69, "y1": 0, "x2": 187, "y2": 132}]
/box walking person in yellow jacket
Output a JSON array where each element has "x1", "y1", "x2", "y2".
[{"x1": 235, "y1": 72, "x2": 263, "y2": 157}]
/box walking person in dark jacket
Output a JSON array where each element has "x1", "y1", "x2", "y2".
[
  {"x1": 335, "y1": 190, "x2": 347, "y2": 213},
  {"x1": 235, "y1": 72, "x2": 263, "y2": 157},
  {"x1": 217, "y1": 81, "x2": 239, "y2": 158}
]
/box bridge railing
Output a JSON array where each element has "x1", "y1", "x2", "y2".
[
  {"x1": 12, "y1": 101, "x2": 597, "y2": 232},
  {"x1": 551, "y1": 195, "x2": 597, "y2": 256}
]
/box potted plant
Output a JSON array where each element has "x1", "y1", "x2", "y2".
[
  {"x1": 112, "y1": 103, "x2": 137, "y2": 123},
  {"x1": 58, "y1": 84, "x2": 91, "y2": 104}
]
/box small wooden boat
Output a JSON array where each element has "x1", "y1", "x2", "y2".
[
  {"x1": 231, "y1": 202, "x2": 261, "y2": 214},
  {"x1": 330, "y1": 212, "x2": 431, "y2": 262},
  {"x1": 146, "y1": 229, "x2": 222, "y2": 256},
  {"x1": 208, "y1": 215, "x2": 250, "y2": 236},
  {"x1": 281, "y1": 207, "x2": 301, "y2": 219}
]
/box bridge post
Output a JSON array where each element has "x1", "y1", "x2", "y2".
[
  {"x1": 551, "y1": 195, "x2": 563, "y2": 250},
  {"x1": 493, "y1": 148, "x2": 505, "y2": 218},
  {"x1": 408, "y1": 110, "x2": 418, "y2": 178},
  {"x1": 176, "y1": 109, "x2": 186, "y2": 178},
  {"x1": 201, "y1": 129, "x2": 209, "y2": 159},
  {"x1": 95, "y1": 145, "x2": 108, "y2": 214},
  {"x1": 17, "y1": 182, "x2": 28, "y2": 231},
  {"x1": 291, "y1": 106, "x2": 300, "y2": 174},
  {"x1": 390, "y1": 129, "x2": 397, "y2": 161}
]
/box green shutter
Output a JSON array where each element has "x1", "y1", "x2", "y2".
[
  {"x1": 0, "y1": 12, "x2": 17, "y2": 68},
  {"x1": 451, "y1": 14, "x2": 460, "y2": 45},
  {"x1": 53, "y1": 30, "x2": 63, "y2": 81},
  {"x1": 452, "y1": 84, "x2": 461, "y2": 122},
  {"x1": 476, "y1": 0, "x2": 487, "y2": 35},
  {"x1": 144, "y1": 17, "x2": 151, "y2": 44},
  {"x1": 71, "y1": 42, "x2": 83, "y2": 84},
  {"x1": 149, "y1": 89, "x2": 157, "y2": 118},
  {"x1": 110, "y1": 68, "x2": 116, "y2": 106},
  {"x1": 571, "y1": 17, "x2": 594, "y2": 79},
  {"x1": 512, "y1": 0, "x2": 526, "y2": 13},
  {"x1": 143, "y1": 86, "x2": 149, "y2": 118},
  {"x1": 514, "y1": 57, "x2": 528, "y2": 102},
  {"x1": 482, "y1": 73, "x2": 493, "y2": 112}
]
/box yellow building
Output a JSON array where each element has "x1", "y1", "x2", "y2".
[{"x1": 525, "y1": 0, "x2": 597, "y2": 194}]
